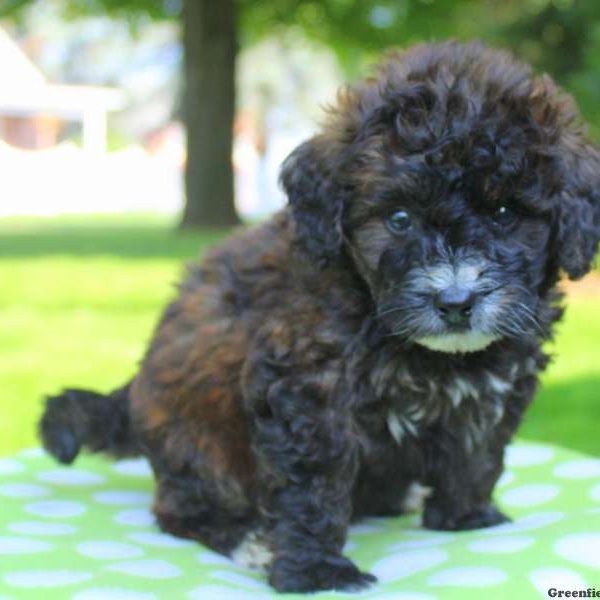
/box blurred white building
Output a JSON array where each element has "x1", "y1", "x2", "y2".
[
  {"x1": 0, "y1": 26, "x2": 123, "y2": 154},
  {"x1": 0, "y1": 15, "x2": 342, "y2": 220}
]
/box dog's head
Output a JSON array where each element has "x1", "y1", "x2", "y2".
[{"x1": 281, "y1": 41, "x2": 600, "y2": 353}]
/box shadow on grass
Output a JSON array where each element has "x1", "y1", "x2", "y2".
[
  {"x1": 0, "y1": 216, "x2": 231, "y2": 260},
  {"x1": 520, "y1": 375, "x2": 600, "y2": 456}
]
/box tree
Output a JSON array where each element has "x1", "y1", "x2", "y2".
[{"x1": 181, "y1": 0, "x2": 238, "y2": 227}]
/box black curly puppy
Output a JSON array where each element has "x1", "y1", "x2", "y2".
[{"x1": 40, "y1": 41, "x2": 600, "y2": 593}]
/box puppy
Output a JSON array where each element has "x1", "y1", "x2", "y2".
[{"x1": 40, "y1": 41, "x2": 600, "y2": 593}]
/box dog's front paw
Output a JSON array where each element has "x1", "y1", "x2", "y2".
[
  {"x1": 269, "y1": 553, "x2": 376, "y2": 593},
  {"x1": 423, "y1": 503, "x2": 510, "y2": 531},
  {"x1": 455, "y1": 505, "x2": 510, "y2": 530}
]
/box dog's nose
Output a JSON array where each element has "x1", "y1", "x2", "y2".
[{"x1": 434, "y1": 287, "x2": 476, "y2": 326}]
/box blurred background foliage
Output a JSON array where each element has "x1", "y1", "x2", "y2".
[
  {"x1": 245, "y1": 0, "x2": 600, "y2": 138},
  {"x1": 5, "y1": 0, "x2": 599, "y2": 129}
]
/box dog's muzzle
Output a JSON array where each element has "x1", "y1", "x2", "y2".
[{"x1": 406, "y1": 259, "x2": 502, "y2": 353}]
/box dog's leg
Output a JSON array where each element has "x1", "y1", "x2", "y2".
[
  {"x1": 423, "y1": 445, "x2": 509, "y2": 531},
  {"x1": 248, "y1": 380, "x2": 375, "y2": 593},
  {"x1": 153, "y1": 473, "x2": 258, "y2": 557},
  {"x1": 422, "y1": 386, "x2": 535, "y2": 531},
  {"x1": 422, "y1": 426, "x2": 511, "y2": 531}
]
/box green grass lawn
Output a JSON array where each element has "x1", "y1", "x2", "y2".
[{"x1": 1, "y1": 214, "x2": 599, "y2": 457}]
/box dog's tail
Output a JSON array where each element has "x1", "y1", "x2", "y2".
[{"x1": 39, "y1": 383, "x2": 140, "y2": 464}]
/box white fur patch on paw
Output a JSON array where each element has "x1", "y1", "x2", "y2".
[
  {"x1": 230, "y1": 530, "x2": 273, "y2": 570},
  {"x1": 401, "y1": 482, "x2": 433, "y2": 513}
]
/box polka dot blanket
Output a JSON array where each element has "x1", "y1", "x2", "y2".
[{"x1": 0, "y1": 442, "x2": 599, "y2": 599}]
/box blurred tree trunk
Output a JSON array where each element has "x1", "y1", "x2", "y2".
[{"x1": 180, "y1": 0, "x2": 239, "y2": 228}]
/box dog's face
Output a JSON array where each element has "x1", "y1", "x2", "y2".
[
  {"x1": 282, "y1": 42, "x2": 600, "y2": 353},
  {"x1": 345, "y1": 162, "x2": 554, "y2": 353}
]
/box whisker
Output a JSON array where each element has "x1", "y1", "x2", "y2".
[{"x1": 376, "y1": 306, "x2": 406, "y2": 319}]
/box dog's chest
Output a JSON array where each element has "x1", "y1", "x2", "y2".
[{"x1": 367, "y1": 357, "x2": 518, "y2": 450}]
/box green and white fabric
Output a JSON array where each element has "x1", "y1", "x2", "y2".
[{"x1": 0, "y1": 442, "x2": 599, "y2": 599}]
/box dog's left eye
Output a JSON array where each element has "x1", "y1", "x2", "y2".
[
  {"x1": 386, "y1": 210, "x2": 412, "y2": 234},
  {"x1": 492, "y1": 205, "x2": 517, "y2": 226}
]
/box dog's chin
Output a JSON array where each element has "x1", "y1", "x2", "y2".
[{"x1": 414, "y1": 332, "x2": 498, "y2": 354}]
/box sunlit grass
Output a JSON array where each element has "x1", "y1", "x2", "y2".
[
  {"x1": 0, "y1": 215, "x2": 598, "y2": 456},
  {"x1": 520, "y1": 297, "x2": 600, "y2": 455}
]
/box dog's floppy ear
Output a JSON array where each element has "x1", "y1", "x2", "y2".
[
  {"x1": 280, "y1": 136, "x2": 346, "y2": 265},
  {"x1": 556, "y1": 149, "x2": 600, "y2": 280}
]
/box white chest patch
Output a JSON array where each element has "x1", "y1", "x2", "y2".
[
  {"x1": 487, "y1": 373, "x2": 513, "y2": 394},
  {"x1": 447, "y1": 377, "x2": 479, "y2": 408},
  {"x1": 387, "y1": 411, "x2": 418, "y2": 444}
]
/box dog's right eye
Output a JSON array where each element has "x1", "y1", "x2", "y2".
[
  {"x1": 492, "y1": 205, "x2": 518, "y2": 227},
  {"x1": 386, "y1": 210, "x2": 412, "y2": 235}
]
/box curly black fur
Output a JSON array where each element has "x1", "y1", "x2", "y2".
[
  {"x1": 40, "y1": 386, "x2": 138, "y2": 463},
  {"x1": 40, "y1": 41, "x2": 600, "y2": 594}
]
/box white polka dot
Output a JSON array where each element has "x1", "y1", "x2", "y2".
[
  {"x1": 554, "y1": 459, "x2": 600, "y2": 479},
  {"x1": 480, "y1": 511, "x2": 564, "y2": 535},
  {"x1": 114, "y1": 508, "x2": 154, "y2": 528},
  {"x1": 127, "y1": 531, "x2": 194, "y2": 548},
  {"x1": 77, "y1": 540, "x2": 144, "y2": 560},
  {"x1": 428, "y1": 566, "x2": 507, "y2": 587},
  {"x1": 4, "y1": 570, "x2": 92, "y2": 588},
  {"x1": 73, "y1": 589, "x2": 157, "y2": 600},
  {"x1": 187, "y1": 586, "x2": 270, "y2": 600},
  {"x1": 25, "y1": 500, "x2": 86, "y2": 518},
  {"x1": 0, "y1": 536, "x2": 53, "y2": 554},
  {"x1": 94, "y1": 490, "x2": 152, "y2": 506},
  {"x1": 501, "y1": 484, "x2": 559, "y2": 507},
  {"x1": 19, "y1": 447, "x2": 44, "y2": 459},
  {"x1": 197, "y1": 552, "x2": 235, "y2": 567},
  {"x1": 0, "y1": 483, "x2": 51, "y2": 498},
  {"x1": 389, "y1": 535, "x2": 454, "y2": 551},
  {"x1": 113, "y1": 459, "x2": 153, "y2": 478},
  {"x1": 38, "y1": 469, "x2": 106, "y2": 486},
  {"x1": 371, "y1": 549, "x2": 448, "y2": 583},
  {"x1": 401, "y1": 527, "x2": 442, "y2": 538},
  {"x1": 505, "y1": 445, "x2": 554, "y2": 467},
  {"x1": 589, "y1": 483, "x2": 600, "y2": 502},
  {"x1": 530, "y1": 567, "x2": 589, "y2": 597},
  {"x1": 107, "y1": 559, "x2": 181, "y2": 579},
  {"x1": 350, "y1": 522, "x2": 387, "y2": 535},
  {"x1": 554, "y1": 533, "x2": 600, "y2": 569},
  {"x1": 8, "y1": 521, "x2": 78, "y2": 536},
  {"x1": 468, "y1": 536, "x2": 534, "y2": 553},
  {"x1": 496, "y1": 471, "x2": 516, "y2": 488},
  {"x1": 211, "y1": 570, "x2": 269, "y2": 590},
  {"x1": 0, "y1": 458, "x2": 24, "y2": 475}
]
